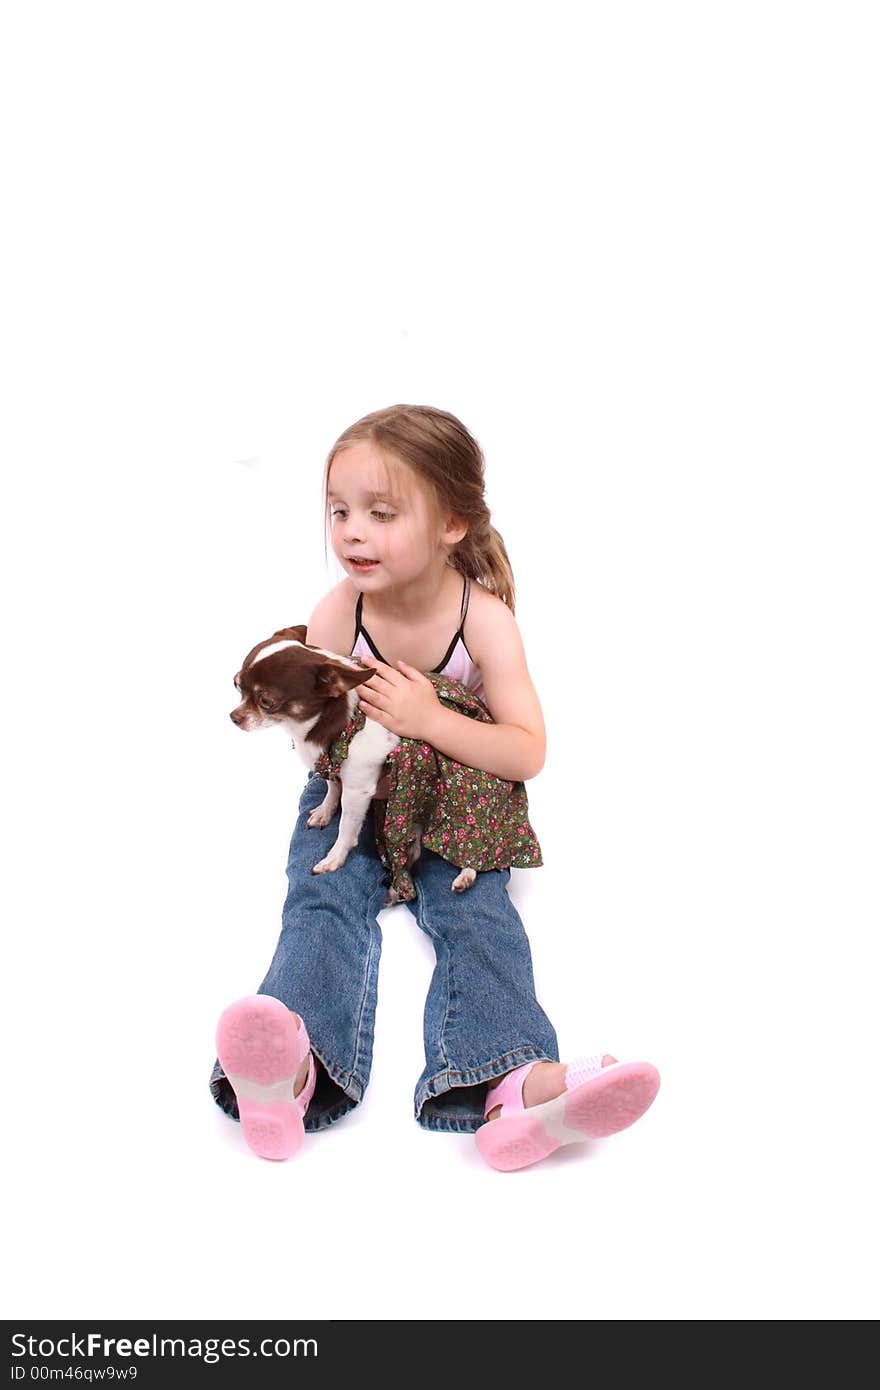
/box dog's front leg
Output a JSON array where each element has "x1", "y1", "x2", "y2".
[
  {"x1": 307, "y1": 778, "x2": 341, "y2": 828},
  {"x1": 312, "y1": 786, "x2": 373, "y2": 875}
]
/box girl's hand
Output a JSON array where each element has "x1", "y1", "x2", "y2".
[{"x1": 358, "y1": 658, "x2": 441, "y2": 741}]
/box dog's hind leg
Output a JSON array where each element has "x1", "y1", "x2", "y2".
[{"x1": 451, "y1": 867, "x2": 477, "y2": 892}]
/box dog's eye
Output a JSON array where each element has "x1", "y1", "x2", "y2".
[{"x1": 258, "y1": 694, "x2": 277, "y2": 712}]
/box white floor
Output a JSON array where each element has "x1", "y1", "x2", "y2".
[{"x1": 3, "y1": 4, "x2": 878, "y2": 1324}]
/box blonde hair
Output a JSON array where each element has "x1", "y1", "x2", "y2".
[{"x1": 322, "y1": 403, "x2": 516, "y2": 611}]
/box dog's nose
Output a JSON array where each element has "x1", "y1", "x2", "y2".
[{"x1": 230, "y1": 709, "x2": 243, "y2": 726}]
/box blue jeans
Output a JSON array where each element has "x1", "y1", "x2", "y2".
[{"x1": 209, "y1": 771, "x2": 559, "y2": 1133}]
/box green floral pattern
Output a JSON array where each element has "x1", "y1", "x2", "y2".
[{"x1": 314, "y1": 672, "x2": 543, "y2": 903}]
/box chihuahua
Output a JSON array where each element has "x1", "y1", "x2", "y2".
[
  {"x1": 230, "y1": 626, "x2": 480, "y2": 893},
  {"x1": 229, "y1": 624, "x2": 402, "y2": 880},
  {"x1": 230, "y1": 626, "x2": 479, "y2": 898}
]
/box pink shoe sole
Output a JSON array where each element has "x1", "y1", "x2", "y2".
[
  {"x1": 215, "y1": 995, "x2": 315, "y2": 1161},
  {"x1": 475, "y1": 1060, "x2": 661, "y2": 1172}
]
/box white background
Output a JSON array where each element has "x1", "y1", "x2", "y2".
[{"x1": 2, "y1": 1, "x2": 878, "y2": 1321}]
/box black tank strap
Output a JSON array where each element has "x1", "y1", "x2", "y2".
[
  {"x1": 458, "y1": 573, "x2": 470, "y2": 626},
  {"x1": 356, "y1": 574, "x2": 469, "y2": 671}
]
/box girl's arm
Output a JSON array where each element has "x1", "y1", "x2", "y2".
[{"x1": 358, "y1": 594, "x2": 546, "y2": 782}]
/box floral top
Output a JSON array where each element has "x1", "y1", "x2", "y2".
[{"x1": 314, "y1": 672, "x2": 543, "y2": 903}]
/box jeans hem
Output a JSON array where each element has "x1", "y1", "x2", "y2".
[
  {"x1": 209, "y1": 1043, "x2": 365, "y2": 1133},
  {"x1": 304, "y1": 1043, "x2": 365, "y2": 1132},
  {"x1": 414, "y1": 1045, "x2": 557, "y2": 1133}
]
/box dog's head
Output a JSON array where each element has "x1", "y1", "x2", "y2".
[{"x1": 230, "y1": 625, "x2": 373, "y2": 733}]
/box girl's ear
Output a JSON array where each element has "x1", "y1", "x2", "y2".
[{"x1": 442, "y1": 514, "x2": 468, "y2": 545}]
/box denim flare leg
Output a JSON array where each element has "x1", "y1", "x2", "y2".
[{"x1": 210, "y1": 771, "x2": 559, "y2": 1134}]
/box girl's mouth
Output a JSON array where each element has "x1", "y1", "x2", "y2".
[{"x1": 348, "y1": 558, "x2": 379, "y2": 571}]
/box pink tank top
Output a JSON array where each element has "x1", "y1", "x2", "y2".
[{"x1": 350, "y1": 573, "x2": 486, "y2": 702}]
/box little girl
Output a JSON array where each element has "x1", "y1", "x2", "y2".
[{"x1": 211, "y1": 404, "x2": 660, "y2": 1171}]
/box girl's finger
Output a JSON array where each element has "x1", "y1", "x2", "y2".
[{"x1": 397, "y1": 661, "x2": 428, "y2": 684}]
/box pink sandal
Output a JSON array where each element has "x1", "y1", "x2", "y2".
[
  {"x1": 215, "y1": 995, "x2": 316, "y2": 1161},
  {"x1": 475, "y1": 1055, "x2": 660, "y2": 1172}
]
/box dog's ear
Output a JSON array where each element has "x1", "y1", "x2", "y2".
[
  {"x1": 272, "y1": 625, "x2": 308, "y2": 644},
  {"x1": 315, "y1": 661, "x2": 373, "y2": 698}
]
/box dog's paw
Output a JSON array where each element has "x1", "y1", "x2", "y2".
[
  {"x1": 307, "y1": 806, "x2": 335, "y2": 829},
  {"x1": 451, "y1": 867, "x2": 477, "y2": 893},
  {"x1": 312, "y1": 849, "x2": 348, "y2": 875}
]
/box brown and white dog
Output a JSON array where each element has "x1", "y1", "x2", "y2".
[
  {"x1": 230, "y1": 626, "x2": 478, "y2": 893},
  {"x1": 230, "y1": 625, "x2": 394, "y2": 877}
]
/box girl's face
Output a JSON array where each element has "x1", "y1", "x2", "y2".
[{"x1": 327, "y1": 442, "x2": 452, "y2": 589}]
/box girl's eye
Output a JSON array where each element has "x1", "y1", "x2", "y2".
[{"x1": 329, "y1": 506, "x2": 395, "y2": 522}]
